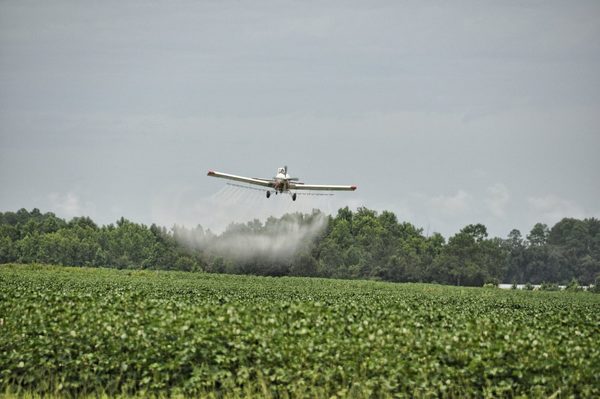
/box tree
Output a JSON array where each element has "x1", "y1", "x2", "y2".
[
  {"x1": 546, "y1": 218, "x2": 600, "y2": 284},
  {"x1": 290, "y1": 253, "x2": 318, "y2": 276},
  {"x1": 527, "y1": 223, "x2": 549, "y2": 246},
  {"x1": 505, "y1": 229, "x2": 527, "y2": 283},
  {"x1": 430, "y1": 224, "x2": 505, "y2": 286}
]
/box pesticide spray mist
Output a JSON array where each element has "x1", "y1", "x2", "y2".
[
  {"x1": 168, "y1": 185, "x2": 333, "y2": 266},
  {"x1": 175, "y1": 211, "x2": 328, "y2": 263}
]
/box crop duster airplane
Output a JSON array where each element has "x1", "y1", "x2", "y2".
[{"x1": 207, "y1": 166, "x2": 357, "y2": 201}]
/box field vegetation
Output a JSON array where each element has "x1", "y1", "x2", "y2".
[{"x1": 1, "y1": 264, "x2": 598, "y2": 397}]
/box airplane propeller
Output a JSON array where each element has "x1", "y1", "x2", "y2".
[{"x1": 283, "y1": 165, "x2": 300, "y2": 181}]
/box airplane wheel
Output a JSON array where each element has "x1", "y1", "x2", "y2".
[
  {"x1": 292, "y1": 193, "x2": 297, "y2": 201},
  {"x1": 266, "y1": 191, "x2": 271, "y2": 199}
]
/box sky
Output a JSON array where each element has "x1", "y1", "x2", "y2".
[{"x1": 1, "y1": 1, "x2": 599, "y2": 238}]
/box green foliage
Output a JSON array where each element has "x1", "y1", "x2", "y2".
[
  {"x1": 565, "y1": 278, "x2": 582, "y2": 292},
  {"x1": 524, "y1": 282, "x2": 534, "y2": 291},
  {"x1": 0, "y1": 209, "x2": 203, "y2": 272},
  {"x1": 1, "y1": 264, "x2": 599, "y2": 398},
  {"x1": 540, "y1": 282, "x2": 560, "y2": 291},
  {"x1": 527, "y1": 223, "x2": 549, "y2": 246},
  {"x1": 483, "y1": 278, "x2": 499, "y2": 289},
  {"x1": 429, "y1": 224, "x2": 506, "y2": 286},
  {"x1": 315, "y1": 207, "x2": 436, "y2": 283}
]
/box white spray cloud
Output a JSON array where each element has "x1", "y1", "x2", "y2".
[{"x1": 174, "y1": 211, "x2": 328, "y2": 262}]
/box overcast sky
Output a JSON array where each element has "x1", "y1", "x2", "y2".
[{"x1": 1, "y1": 1, "x2": 599, "y2": 238}]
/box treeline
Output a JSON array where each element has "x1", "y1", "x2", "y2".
[
  {"x1": 1, "y1": 208, "x2": 599, "y2": 286},
  {"x1": 0, "y1": 209, "x2": 202, "y2": 271},
  {"x1": 314, "y1": 208, "x2": 600, "y2": 286}
]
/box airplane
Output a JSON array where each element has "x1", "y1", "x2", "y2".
[{"x1": 207, "y1": 166, "x2": 357, "y2": 201}]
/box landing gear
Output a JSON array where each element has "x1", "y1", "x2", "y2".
[
  {"x1": 292, "y1": 193, "x2": 297, "y2": 201},
  {"x1": 266, "y1": 191, "x2": 271, "y2": 199}
]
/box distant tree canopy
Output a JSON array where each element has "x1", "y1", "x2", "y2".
[
  {"x1": 0, "y1": 209, "x2": 201, "y2": 272},
  {"x1": 1, "y1": 208, "x2": 599, "y2": 286}
]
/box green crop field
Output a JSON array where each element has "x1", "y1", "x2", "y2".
[{"x1": 1, "y1": 264, "x2": 599, "y2": 398}]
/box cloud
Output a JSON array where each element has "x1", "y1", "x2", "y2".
[
  {"x1": 527, "y1": 194, "x2": 584, "y2": 223},
  {"x1": 408, "y1": 187, "x2": 514, "y2": 237},
  {"x1": 47, "y1": 191, "x2": 96, "y2": 220},
  {"x1": 485, "y1": 183, "x2": 510, "y2": 218},
  {"x1": 428, "y1": 190, "x2": 472, "y2": 216}
]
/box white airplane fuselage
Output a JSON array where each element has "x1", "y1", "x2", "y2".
[{"x1": 273, "y1": 167, "x2": 292, "y2": 192}]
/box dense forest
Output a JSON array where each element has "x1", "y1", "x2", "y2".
[{"x1": 1, "y1": 208, "x2": 599, "y2": 287}]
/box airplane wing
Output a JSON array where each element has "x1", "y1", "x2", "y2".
[
  {"x1": 290, "y1": 182, "x2": 357, "y2": 191},
  {"x1": 207, "y1": 170, "x2": 273, "y2": 188}
]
